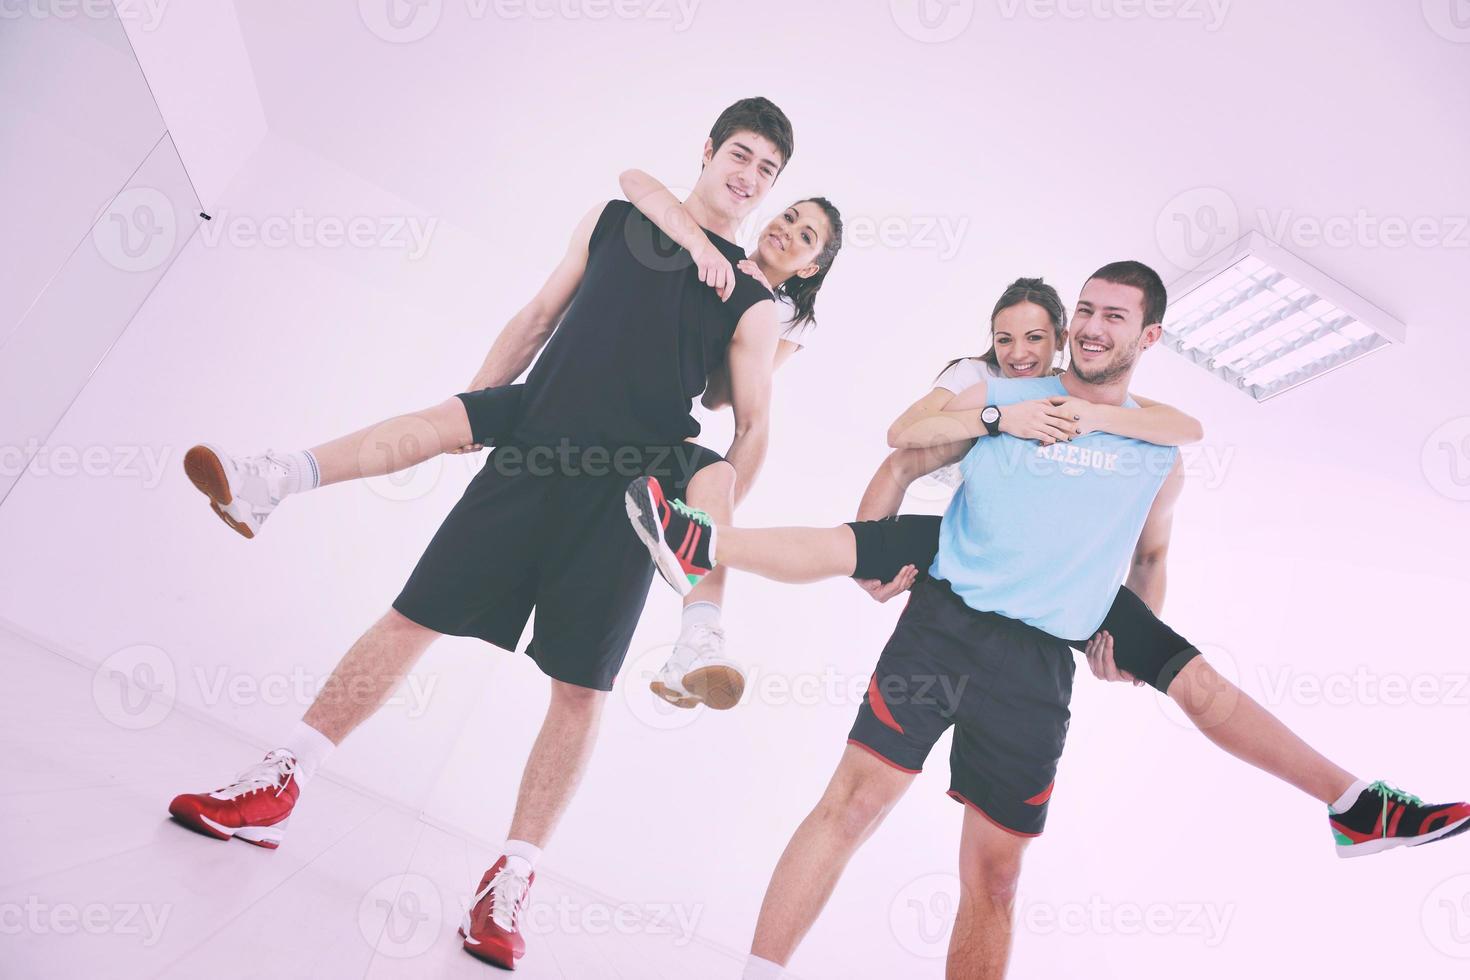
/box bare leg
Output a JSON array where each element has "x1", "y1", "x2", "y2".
[
  {"x1": 305, "y1": 396, "x2": 475, "y2": 488},
  {"x1": 713, "y1": 523, "x2": 859, "y2": 583},
  {"x1": 306, "y1": 616, "x2": 605, "y2": 847},
  {"x1": 684, "y1": 461, "x2": 736, "y2": 611},
  {"x1": 303, "y1": 608, "x2": 442, "y2": 744},
  {"x1": 947, "y1": 806, "x2": 1029, "y2": 980},
  {"x1": 750, "y1": 746, "x2": 914, "y2": 964},
  {"x1": 1170, "y1": 656, "x2": 1356, "y2": 805},
  {"x1": 505, "y1": 680, "x2": 606, "y2": 846}
]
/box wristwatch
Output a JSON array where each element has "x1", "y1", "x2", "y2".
[{"x1": 980, "y1": 405, "x2": 1002, "y2": 437}]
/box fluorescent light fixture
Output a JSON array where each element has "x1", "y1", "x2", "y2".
[{"x1": 1161, "y1": 232, "x2": 1406, "y2": 402}]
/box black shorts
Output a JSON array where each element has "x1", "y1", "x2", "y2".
[
  {"x1": 1096, "y1": 587, "x2": 1201, "y2": 693},
  {"x1": 848, "y1": 577, "x2": 1075, "y2": 837},
  {"x1": 846, "y1": 515, "x2": 1199, "y2": 694},
  {"x1": 848, "y1": 514, "x2": 943, "y2": 582},
  {"x1": 456, "y1": 384, "x2": 527, "y2": 446},
  {"x1": 392, "y1": 440, "x2": 725, "y2": 691}
]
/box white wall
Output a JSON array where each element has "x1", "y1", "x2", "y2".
[
  {"x1": 115, "y1": 0, "x2": 269, "y2": 207},
  {"x1": 0, "y1": 7, "x2": 164, "y2": 338},
  {"x1": 0, "y1": 6, "x2": 204, "y2": 505}
]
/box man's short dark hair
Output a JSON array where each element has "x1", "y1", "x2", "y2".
[
  {"x1": 1087, "y1": 260, "x2": 1168, "y2": 327},
  {"x1": 709, "y1": 97, "x2": 794, "y2": 172}
]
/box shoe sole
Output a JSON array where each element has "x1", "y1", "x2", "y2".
[
  {"x1": 168, "y1": 799, "x2": 286, "y2": 849},
  {"x1": 682, "y1": 664, "x2": 744, "y2": 711},
  {"x1": 623, "y1": 477, "x2": 693, "y2": 597},
  {"x1": 1335, "y1": 814, "x2": 1470, "y2": 858},
  {"x1": 462, "y1": 937, "x2": 519, "y2": 970},
  {"x1": 649, "y1": 680, "x2": 701, "y2": 709},
  {"x1": 183, "y1": 444, "x2": 255, "y2": 540}
]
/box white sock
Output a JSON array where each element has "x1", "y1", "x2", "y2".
[
  {"x1": 742, "y1": 954, "x2": 786, "y2": 980},
  {"x1": 280, "y1": 449, "x2": 320, "y2": 495},
  {"x1": 1329, "y1": 778, "x2": 1371, "y2": 813},
  {"x1": 280, "y1": 721, "x2": 335, "y2": 788},
  {"x1": 503, "y1": 839, "x2": 542, "y2": 877},
  {"x1": 681, "y1": 600, "x2": 721, "y2": 634}
]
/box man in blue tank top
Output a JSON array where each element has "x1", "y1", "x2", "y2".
[
  {"x1": 931, "y1": 371, "x2": 1179, "y2": 642},
  {"x1": 636, "y1": 260, "x2": 1467, "y2": 980},
  {"x1": 746, "y1": 261, "x2": 1188, "y2": 980}
]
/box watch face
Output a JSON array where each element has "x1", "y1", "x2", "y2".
[{"x1": 982, "y1": 407, "x2": 1000, "y2": 424}]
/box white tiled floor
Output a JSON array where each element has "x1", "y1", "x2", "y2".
[{"x1": 0, "y1": 625, "x2": 745, "y2": 979}]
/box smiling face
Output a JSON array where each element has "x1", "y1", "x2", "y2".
[
  {"x1": 1068, "y1": 278, "x2": 1163, "y2": 385},
  {"x1": 694, "y1": 129, "x2": 783, "y2": 226},
  {"x1": 752, "y1": 200, "x2": 832, "y2": 285},
  {"x1": 992, "y1": 301, "x2": 1062, "y2": 378}
]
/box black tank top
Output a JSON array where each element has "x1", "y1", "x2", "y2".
[{"x1": 511, "y1": 200, "x2": 773, "y2": 451}]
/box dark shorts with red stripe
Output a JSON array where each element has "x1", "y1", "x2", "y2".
[
  {"x1": 393, "y1": 437, "x2": 724, "y2": 691},
  {"x1": 848, "y1": 576, "x2": 1075, "y2": 837}
]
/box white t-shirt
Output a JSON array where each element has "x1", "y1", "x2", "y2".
[
  {"x1": 933, "y1": 356, "x2": 999, "y2": 395},
  {"x1": 928, "y1": 357, "x2": 1002, "y2": 489}
]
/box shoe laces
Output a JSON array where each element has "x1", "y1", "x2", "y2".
[
  {"x1": 218, "y1": 749, "x2": 297, "y2": 800},
  {"x1": 1368, "y1": 781, "x2": 1423, "y2": 836},
  {"x1": 666, "y1": 621, "x2": 725, "y2": 668},
  {"x1": 670, "y1": 498, "x2": 713, "y2": 527},
  {"x1": 1368, "y1": 781, "x2": 1422, "y2": 806},
  {"x1": 464, "y1": 865, "x2": 532, "y2": 935},
  {"x1": 683, "y1": 622, "x2": 726, "y2": 660},
  {"x1": 661, "y1": 623, "x2": 729, "y2": 688},
  {"x1": 239, "y1": 450, "x2": 290, "y2": 480},
  {"x1": 231, "y1": 450, "x2": 291, "y2": 508}
]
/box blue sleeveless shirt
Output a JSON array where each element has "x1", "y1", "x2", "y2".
[{"x1": 930, "y1": 376, "x2": 1178, "y2": 641}]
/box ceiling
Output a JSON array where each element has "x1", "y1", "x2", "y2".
[{"x1": 150, "y1": 0, "x2": 1470, "y2": 568}]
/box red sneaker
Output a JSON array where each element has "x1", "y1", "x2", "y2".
[
  {"x1": 167, "y1": 749, "x2": 300, "y2": 849},
  {"x1": 460, "y1": 856, "x2": 534, "y2": 969}
]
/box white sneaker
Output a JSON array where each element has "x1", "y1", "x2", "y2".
[
  {"x1": 649, "y1": 622, "x2": 745, "y2": 711},
  {"x1": 649, "y1": 658, "x2": 701, "y2": 710},
  {"x1": 183, "y1": 443, "x2": 291, "y2": 539}
]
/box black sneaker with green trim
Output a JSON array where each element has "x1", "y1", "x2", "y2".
[
  {"x1": 623, "y1": 476, "x2": 716, "y2": 597},
  {"x1": 1329, "y1": 781, "x2": 1470, "y2": 858}
]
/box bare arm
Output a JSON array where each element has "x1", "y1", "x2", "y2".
[
  {"x1": 885, "y1": 388, "x2": 969, "y2": 449},
  {"x1": 467, "y1": 203, "x2": 603, "y2": 390},
  {"x1": 887, "y1": 379, "x2": 1078, "y2": 450},
  {"x1": 702, "y1": 338, "x2": 800, "y2": 410},
  {"x1": 619, "y1": 169, "x2": 737, "y2": 302},
  {"x1": 855, "y1": 444, "x2": 970, "y2": 521},
  {"x1": 1125, "y1": 458, "x2": 1186, "y2": 613},
  {"x1": 850, "y1": 442, "x2": 971, "y2": 603},
  {"x1": 723, "y1": 300, "x2": 781, "y2": 503},
  {"x1": 1051, "y1": 393, "x2": 1204, "y2": 446},
  {"x1": 618, "y1": 169, "x2": 713, "y2": 256}
]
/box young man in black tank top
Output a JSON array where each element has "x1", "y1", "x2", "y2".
[{"x1": 166, "y1": 97, "x2": 792, "y2": 971}]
